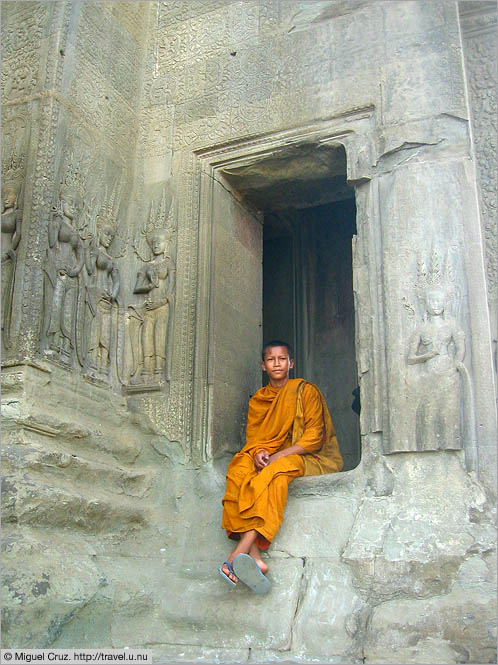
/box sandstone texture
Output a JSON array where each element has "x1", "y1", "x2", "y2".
[{"x1": 1, "y1": 1, "x2": 496, "y2": 663}]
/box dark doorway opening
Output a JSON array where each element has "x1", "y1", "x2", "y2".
[
  {"x1": 221, "y1": 143, "x2": 360, "y2": 470},
  {"x1": 263, "y1": 199, "x2": 360, "y2": 471}
]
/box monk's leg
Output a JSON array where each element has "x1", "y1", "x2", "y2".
[
  {"x1": 249, "y1": 541, "x2": 269, "y2": 574},
  {"x1": 221, "y1": 529, "x2": 262, "y2": 582},
  {"x1": 220, "y1": 454, "x2": 304, "y2": 583}
]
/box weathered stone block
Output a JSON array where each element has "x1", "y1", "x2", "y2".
[
  {"x1": 1, "y1": 530, "x2": 105, "y2": 648},
  {"x1": 365, "y1": 587, "x2": 497, "y2": 664},
  {"x1": 101, "y1": 557, "x2": 304, "y2": 650},
  {"x1": 276, "y1": 493, "x2": 358, "y2": 559},
  {"x1": 292, "y1": 560, "x2": 365, "y2": 661}
]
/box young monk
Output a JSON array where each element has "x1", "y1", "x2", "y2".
[{"x1": 219, "y1": 340, "x2": 344, "y2": 593}]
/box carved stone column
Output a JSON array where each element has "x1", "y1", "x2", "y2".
[
  {"x1": 372, "y1": 133, "x2": 496, "y2": 487},
  {"x1": 2, "y1": 1, "x2": 71, "y2": 361},
  {"x1": 459, "y1": 1, "x2": 497, "y2": 401}
]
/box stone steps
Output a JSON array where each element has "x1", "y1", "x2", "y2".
[
  {"x1": 2, "y1": 443, "x2": 151, "y2": 498},
  {"x1": 2, "y1": 445, "x2": 149, "y2": 534},
  {"x1": 1, "y1": 414, "x2": 142, "y2": 466},
  {"x1": 2, "y1": 475, "x2": 148, "y2": 533}
]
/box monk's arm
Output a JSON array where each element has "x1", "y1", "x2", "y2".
[
  {"x1": 267, "y1": 443, "x2": 307, "y2": 465},
  {"x1": 292, "y1": 383, "x2": 325, "y2": 453},
  {"x1": 267, "y1": 384, "x2": 324, "y2": 464}
]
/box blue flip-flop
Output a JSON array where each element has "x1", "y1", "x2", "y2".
[
  {"x1": 233, "y1": 553, "x2": 271, "y2": 594},
  {"x1": 218, "y1": 560, "x2": 237, "y2": 587}
]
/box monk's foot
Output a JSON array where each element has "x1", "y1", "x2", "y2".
[
  {"x1": 253, "y1": 557, "x2": 269, "y2": 575},
  {"x1": 220, "y1": 561, "x2": 238, "y2": 584}
]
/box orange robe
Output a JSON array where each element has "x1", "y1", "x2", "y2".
[{"x1": 221, "y1": 378, "x2": 343, "y2": 550}]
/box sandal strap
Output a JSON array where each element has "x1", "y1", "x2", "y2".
[{"x1": 223, "y1": 560, "x2": 234, "y2": 573}]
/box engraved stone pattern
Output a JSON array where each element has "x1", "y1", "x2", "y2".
[
  {"x1": 459, "y1": 4, "x2": 497, "y2": 305},
  {"x1": 14, "y1": 1, "x2": 70, "y2": 358},
  {"x1": 76, "y1": 3, "x2": 141, "y2": 101},
  {"x1": 1, "y1": 2, "x2": 47, "y2": 102},
  {"x1": 0, "y1": 2, "x2": 46, "y2": 60},
  {"x1": 69, "y1": 3, "x2": 141, "y2": 161},
  {"x1": 1, "y1": 1, "x2": 150, "y2": 365},
  {"x1": 137, "y1": 105, "x2": 174, "y2": 161},
  {"x1": 380, "y1": 1, "x2": 467, "y2": 124},
  {"x1": 2, "y1": 105, "x2": 30, "y2": 355},
  {"x1": 107, "y1": 1, "x2": 150, "y2": 45},
  {"x1": 163, "y1": 153, "x2": 199, "y2": 447}
]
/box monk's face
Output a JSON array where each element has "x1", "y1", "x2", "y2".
[{"x1": 261, "y1": 346, "x2": 294, "y2": 387}]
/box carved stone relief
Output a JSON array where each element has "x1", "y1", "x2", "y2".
[
  {"x1": 77, "y1": 3, "x2": 141, "y2": 104},
  {"x1": 0, "y1": 2, "x2": 46, "y2": 60},
  {"x1": 137, "y1": 105, "x2": 174, "y2": 160},
  {"x1": 189, "y1": 0, "x2": 231, "y2": 18},
  {"x1": 82, "y1": 181, "x2": 127, "y2": 381},
  {"x1": 39, "y1": 138, "x2": 131, "y2": 387},
  {"x1": 127, "y1": 193, "x2": 176, "y2": 388},
  {"x1": 0, "y1": 2, "x2": 47, "y2": 102},
  {"x1": 15, "y1": 2, "x2": 69, "y2": 358},
  {"x1": 1, "y1": 152, "x2": 24, "y2": 352},
  {"x1": 157, "y1": 25, "x2": 188, "y2": 69},
  {"x1": 157, "y1": 1, "x2": 189, "y2": 29},
  {"x1": 42, "y1": 160, "x2": 87, "y2": 365},
  {"x1": 1, "y1": 107, "x2": 30, "y2": 356},
  {"x1": 229, "y1": 2, "x2": 259, "y2": 46},
  {"x1": 109, "y1": 1, "x2": 150, "y2": 45},
  {"x1": 406, "y1": 250, "x2": 467, "y2": 454},
  {"x1": 259, "y1": 0, "x2": 280, "y2": 35},
  {"x1": 2, "y1": 60, "x2": 38, "y2": 101},
  {"x1": 71, "y1": 8, "x2": 139, "y2": 163},
  {"x1": 189, "y1": 9, "x2": 229, "y2": 59},
  {"x1": 2, "y1": 3, "x2": 498, "y2": 659}
]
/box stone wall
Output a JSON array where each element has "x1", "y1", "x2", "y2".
[
  {"x1": 2, "y1": 1, "x2": 496, "y2": 662},
  {"x1": 459, "y1": 0, "x2": 498, "y2": 462}
]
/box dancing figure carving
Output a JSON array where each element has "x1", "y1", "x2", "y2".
[
  {"x1": 407, "y1": 250, "x2": 469, "y2": 455},
  {"x1": 128, "y1": 193, "x2": 176, "y2": 385},
  {"x1": 1, "y1": 152, "x2": 23, "y2": 350},
  {"x1": 83, "y1": 182, "x2": 123, "y2": 378},
  {"x1": 42, "y1": 164, "x2": 86, "y2": 362}
]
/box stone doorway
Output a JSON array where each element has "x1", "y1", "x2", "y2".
[{"x1": 219, "y1": 143, "x2": 361, "y2": 470}]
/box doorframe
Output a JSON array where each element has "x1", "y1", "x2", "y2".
[{"x1": 190, "y1": 108, "x2": 383, "y2": 465}]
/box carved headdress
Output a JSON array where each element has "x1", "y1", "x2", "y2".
[
  {"x1": 58, "y1": 155, "x2": 85, "y2": 204},
  {"x1": 96, "y1": 178, "x2": 121, "y2": 234},
  {"x1": 134, "y1": 190, "x2": 177, "y2": 262},
  {"x1": 3, "y1": 150, "x2": 25, "y2": 192},
  {"x1": 415, "y1": 248, "x2": 458, "y2": 316},
  {"x1": 79, "y1": 177, "x2": 128, "y2": 256},
  {"x1": 145, "y1": 190, "x2": 176, "y2": 238}
]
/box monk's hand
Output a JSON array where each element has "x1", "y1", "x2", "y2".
[
  {"x1": 254, "y1": 450, "x2": 270, "y2": 470},
  {"x1": 266, "y1": 451, "x2": 282, "y2": 466}
]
